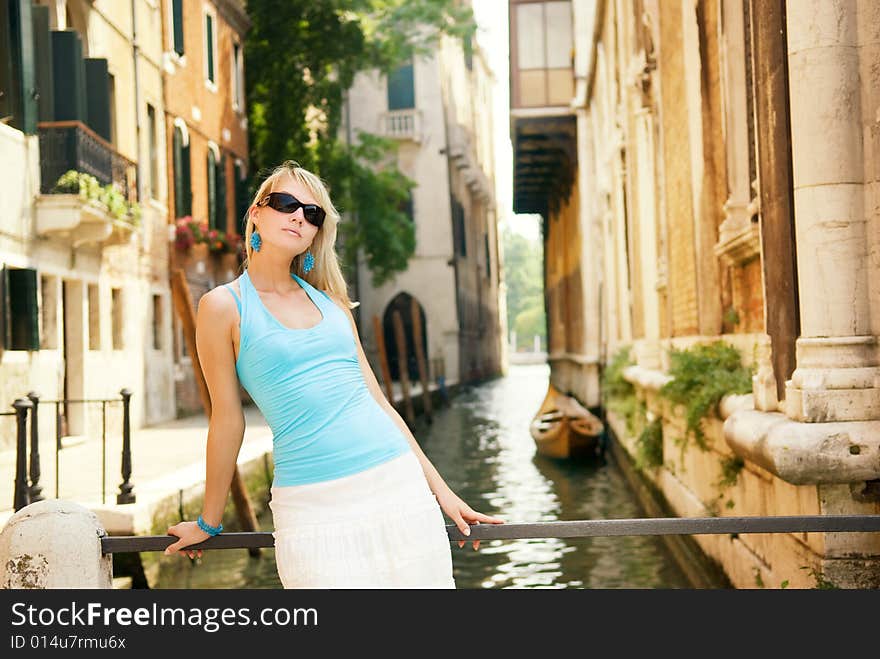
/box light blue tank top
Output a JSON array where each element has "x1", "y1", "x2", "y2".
[{"x1": 223, "y1": 269, "x2": 411, "y2": 487}]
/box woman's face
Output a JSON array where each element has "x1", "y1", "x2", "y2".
[{"x1": 250, "y1": 178, "x2": 321, "y2": 254}]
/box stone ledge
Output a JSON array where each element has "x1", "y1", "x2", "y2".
[{"x1": 723, "y1": 409, "x2": 880, "y2": 484}]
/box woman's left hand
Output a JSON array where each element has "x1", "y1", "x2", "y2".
[{"x1": 434, "y1": 488, "x2": 505, "y2": 551}]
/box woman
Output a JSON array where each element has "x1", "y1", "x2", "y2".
[{"x1": 164, "y1": 160, "x2": 504, "y2": 588}]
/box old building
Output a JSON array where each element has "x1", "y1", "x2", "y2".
[
  {"x1": 511, "y1": 0, "x2": 880, "y2": 587},
  {"x1": 0, "y1": 0, "x2": 173, "y2": 449},
  {"x1": 343, "y1": 18, "x2": 503, "y2": 390},
  {"x1": 161, "y1": 0, "x2": 250, "y2": 415}
]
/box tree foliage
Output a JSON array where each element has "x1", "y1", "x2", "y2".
[
  {"x1": 501, "y1": 226, "x2": 545, "y2": 348},
  {"x1": 244, "y1": 0, "x2": 476, "y2": 285}
]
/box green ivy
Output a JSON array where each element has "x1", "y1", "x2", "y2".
[
  {"x1": 602, "y1": 346, "x2": 642, "y2": 434},
  {"x1": 52, "y1": 170, "x2": 142, "y2": 229},
  {"x1": 717, "y1": 455, "x2": 744, "y2": 489},
  {"x1": 658, "y1": 341, "x2": 753, "y2": 450},
  {"x1": 635, "y1": 417, "x2": 663, "y2": 469}
]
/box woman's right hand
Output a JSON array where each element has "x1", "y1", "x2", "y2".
[{"x1": 165, "y1": 521, "x2": 211, "y2": 559}]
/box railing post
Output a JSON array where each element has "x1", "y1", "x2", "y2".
[
  {"x1": 26, "y1": 391, "x2": 44, "y2": 503},
  {"x1": 117, "y1": 388, "x2": 135, "y2": 504},
  {"x1": 13, "y1": 398, "x2": 33, "y2": 512}
]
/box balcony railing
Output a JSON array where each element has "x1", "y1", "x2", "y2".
[
  {"x1": 380, "y1": 109, "x2": 422, "y2": 142},
  {"x1": 37, "y1": 121, "x2": 138, "y2": 202}
]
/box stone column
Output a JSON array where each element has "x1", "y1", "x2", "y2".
[
  {"x1": 784, "y1": 0, "x2": 879, "y2": 422},
  {"x1": 0, "y1": 500, "x2": 112, "y2": 588}
]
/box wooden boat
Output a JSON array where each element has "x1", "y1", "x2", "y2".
[{"x1": 530, "y1": 383, "x2": 604, "y2": 460}]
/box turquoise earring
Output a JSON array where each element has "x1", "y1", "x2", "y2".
[
  {"x1": 303, "y1": 249, "x2": 315, "y2": 274},
  {"x1": 250, "y1": 229, "x2": 262, "y2": 252}
]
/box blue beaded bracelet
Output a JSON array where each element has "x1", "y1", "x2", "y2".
[{"x1": 197, "y1": 515, "x2": 223, "y2": 536}]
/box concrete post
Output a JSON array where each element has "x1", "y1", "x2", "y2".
[
  {"x1": 784, "y1": 0, "x2": 879, "y2": 422},
  {"x1": 0, "y1": 499, "x2": 112, "y2": 589}
]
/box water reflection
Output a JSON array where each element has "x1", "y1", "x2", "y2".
[{"x1": 153, "y1": 363, "x2": 689, "y2": 589}]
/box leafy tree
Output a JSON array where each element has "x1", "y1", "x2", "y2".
[
  {"x1": 244, "y1": 0, "x2": 476, "y2": 285},
  {"x1": 501, "y1": 225, "x2": 545, "y2": 349}
]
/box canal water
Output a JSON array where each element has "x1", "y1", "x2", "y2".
[{"x1": 153, "y1": 363, "x2": 690, "y2": 589}]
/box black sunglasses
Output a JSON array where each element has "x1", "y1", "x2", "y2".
[{"x1": 258, "y1": 192, "x2": 326, "y2": 228}]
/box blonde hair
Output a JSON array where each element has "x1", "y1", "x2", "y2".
[{"x1": 243, "y1": 160, "x2": 356, "y2": 309}]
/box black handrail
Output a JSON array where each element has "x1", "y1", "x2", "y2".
[{"x1": 100, "y1": 514, "x2": 880, "y2": 555}]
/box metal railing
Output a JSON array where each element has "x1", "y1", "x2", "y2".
[
  {"x1": 10, "y1": 389, "x2": 135, "y2": 512},
  {"x1": 37, "y1": 120, "x2": 138, "y2": 201},
  {"x1": 101, "y1": 514, "x2": 880, "y2": 555}
]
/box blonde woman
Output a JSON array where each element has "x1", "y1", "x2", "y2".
[{"x1": 165, "y1": 160, "x2": 504, "y2": 588}]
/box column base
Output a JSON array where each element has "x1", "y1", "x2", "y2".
[{"x1": 785, "y1": 336, "x2": 880, "y2": 422}]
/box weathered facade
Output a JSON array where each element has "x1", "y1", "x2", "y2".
[
  {"x1": 511, "y1": 0, "x2": 880, "y2": 587},
  {"x1": 0, "y1": 0, "x2": 173, "y2": 447},
  {"x1": 162, "y1": 0, "x2": 250, "y2": 415},
  {"x1": 343, "y1": 19, "x2": 503, "y2": 389}
]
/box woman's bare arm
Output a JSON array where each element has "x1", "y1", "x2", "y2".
[
  {"x1": 165, "y1": 287, "x2": 244, "y2": 555},
  {"x1": 197, "y1": 288, "x2": 246, "y2": 527}
]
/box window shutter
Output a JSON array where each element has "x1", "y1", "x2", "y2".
[
  {"x1": 4, "y1": 0, "x2": 37, "y2": 133},
  {"x1": 85, "y1": 58, "x2": 111, "y2": 142},
  {"x1": 182, "y1": 138, "x2": 192, "y2": 215},
  {"x1": 387, "y1": 61, "x2": 415, "y2": 110},
  {"x1": 31, "y1": 4, "x2": 53, "y2": 123},
  {"x1": 216, "y1": 153, "x2": 227, "y2": 232},
  {"x1": 172, "y1": 0, "x2": 185, "y2": 56},
  {"x1": 0, "y1": 265, "x2": 9, "y2": 350},
  {"x1": 8, "y1": 267, "x2": 39, "y2": 351},
  {"x1": 51, "y1": 29, "x2": 86, "y2": 123},
  {"x1": 173, "y1": 127, "x2": 184, "y2": 218},
  {"x1": 205, "y1": 15, "x2": 214, "y2": 83},
  {"x1": 207, "y1": 149, "x2": 216, "y2": 230}
]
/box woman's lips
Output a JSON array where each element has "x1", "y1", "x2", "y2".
[{"x1": 283, "y1": 228, "x2": 301, "y2": 237}]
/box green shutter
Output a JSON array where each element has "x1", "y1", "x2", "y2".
[
  {"x1": 31, "y1": 4, "x2": 53, "y2": 123},
  {"x1": 234, "y1": 162, "x2": 250, "y2": 236},
  {"x1": 85, "y1": 58, "x2": 110, "y2": 141},
  {"x1": 51, "y1": 30, "x2": 86, "y2": 123},
  {"x1": 207, "y1": 150, "x2": 216, "y2": 230},
  {"x1": 216, "y1": 153, "x2": 227, "y2": 231},
  {"x1": 0, "y1": 3, "x2": 13, "y2": 125},
  {"x1": 173, "y1": 127, "x2": 184, "y2": 218},
  {"x1": 387, "y1": 61, "x2": 415, "y2": 110},
  {"x1": 182, "y1": 138, "x2": 192, "y2": 215},
  {"x1": 4, "y1": 0, "x2": 37, "y2": 133},
  {"x1": 205, "y1": 15, "x2": 214, "y2": 83},
  {"x1": 8, "y1": 267, "x2": 38, "y2": 351},
  {"x1": 172, "y1": 0, "x2": 184, "y2": 56}
]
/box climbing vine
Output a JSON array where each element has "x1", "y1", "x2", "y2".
[{"x1": 658, "y1": 341, "x2": 754, "y2": 451}]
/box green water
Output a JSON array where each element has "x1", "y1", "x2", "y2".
[{"x1": 152, "y1": 363, "x2": 690, "y2": 589}]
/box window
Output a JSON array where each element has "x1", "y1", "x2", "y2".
[
  {"x1": 2, "y1": 267, "x2": 39, "y2": 350},
  {"x1": 400, "y1": 190, "x2": 414, "y2": 223},
  {"x1": 152, "y1": 294, "x2": 163, "y2": 350},
  {"x1": 234, "y1": 159, "x2": 250, "y2": 236},
  {"x1": 515, "y1": 1, "x2": 573, "y2": 107},
  {"x1": 204, "y1": 10, "x2": 216, "y2": 86},
  {"x1": 232, "y1": 42, "x2": 244, "y2": 111},
  {"x1": 147, "y1": 103, "x2": 159, "y2": 199},
  {"x1": 172, "y1": 123, "x2": 192, "y2": 218},
  {"x1": 111, "y1": 287, "x2": 123, "y2": 350},
  {"x1": 207, "y1": 145, "x2": 225, "y2": 231},
  {"x1": 207, "y1": 148, "x2": 217, "y2": 229},
  {"x1": 171, "y1": 0, "x2": 184, "y2": 56},
  {"x1": 451, "y1": 198, "x2": 466, "y2": 257},
  {"x1": 387, "y1": 59, "x2": 415, "y2": 110},
  {"x1": 484, "y1": 233, "x2": 491, "y2": 279},
  {"x1": 87, "y1": 283, "x2": 100, "y2": 350},
  {"x1": 40, "y1": 275, "x2": 57, "y2": 349}
]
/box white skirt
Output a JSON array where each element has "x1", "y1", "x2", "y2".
[{"x1": 269, "y1": 449, "x2": 456, "y2": 589}]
